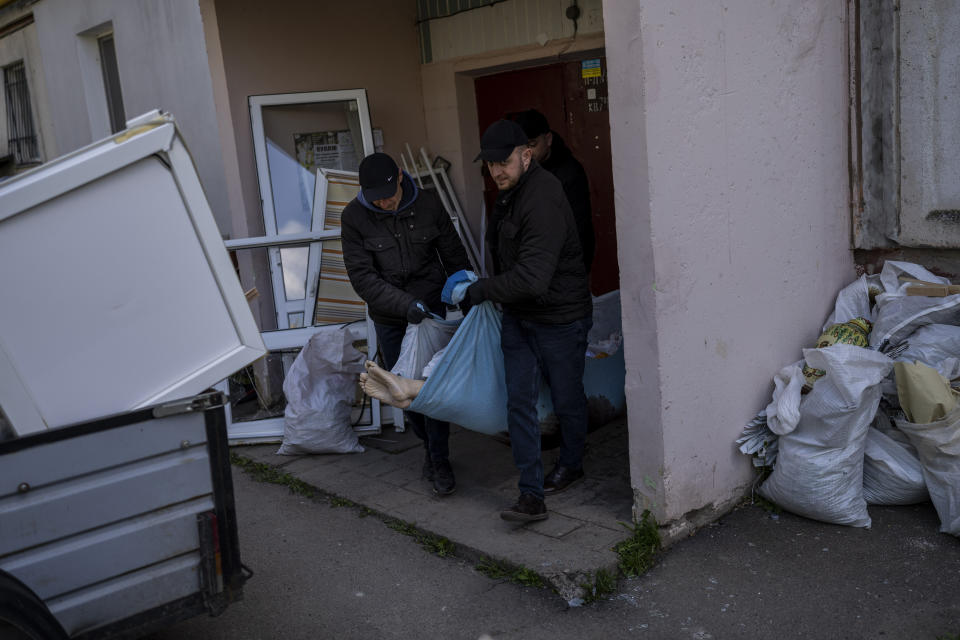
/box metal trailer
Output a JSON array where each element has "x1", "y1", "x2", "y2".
[{"x1": 0, "y1": 391, "x2": 245, "y2": 639}]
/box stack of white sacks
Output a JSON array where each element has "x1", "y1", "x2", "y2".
[{"x1": 753, "y1": 261, "x2": 960, "y2": 536}]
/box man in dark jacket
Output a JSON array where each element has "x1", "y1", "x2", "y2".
[
  {"x1": 467, "y1": 120, "x2": 593, "y2": 522},
  {"x1": 513, "y1": 109, "x2": 595, "y2": 274},
  {"x1": 341, "y1": 152, "x2": 470, "y2": 496}
]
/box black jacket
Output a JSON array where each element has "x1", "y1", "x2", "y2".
[
  {"x1": 541, "y1": 133, "x2": 595, "y2": 273},
  {"x1": 341, "y1": 176, "x2": 470, "y2": 325},
  {"x1": 478, "y1": 162, "x2": 592, "y2": 324}
]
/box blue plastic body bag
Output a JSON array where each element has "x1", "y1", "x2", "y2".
[{"x1": 408, "y1": 301, "x2": 508, "y2": 435}]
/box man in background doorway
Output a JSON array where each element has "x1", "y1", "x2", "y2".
[{"x1": 513, "y1": 109, "x2": 595, "y2": 274}]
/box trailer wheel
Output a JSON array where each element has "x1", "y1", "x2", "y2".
[{"x1": 0, "y1": 572, "x2": 68, "y2": 640}]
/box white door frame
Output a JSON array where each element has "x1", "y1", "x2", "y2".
[{"x1": 248, "y1": 89, "x2": 374, "y2": 329}]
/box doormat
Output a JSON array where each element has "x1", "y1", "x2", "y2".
[{"x1": 359, "y1": 424, "x2": 422, "y2": 454}]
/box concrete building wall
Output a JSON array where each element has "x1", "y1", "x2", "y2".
[
  {"x1": 0, "y1": 10, "x2": 56, "y2": 166},
  {"x1": 422, "y1": 0, "x2": 604, "y2": 62},
  {"x1": 30, "y1": 0, "x2": 232, "y2": 234},
  {"x1": 419, "y1": 32, "x2": 606, "y2": 258},
  {"x1": 605, "y1": 1, "x2": 854, "y2": 528}
]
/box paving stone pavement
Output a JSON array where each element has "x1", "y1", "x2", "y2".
[{"x1": 232, "y1": 416, "x2": 633, "y2": 599}]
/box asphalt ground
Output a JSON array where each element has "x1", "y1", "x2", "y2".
[{"x1": 146, "y1": 460, "x2": 960, "y2": 640}]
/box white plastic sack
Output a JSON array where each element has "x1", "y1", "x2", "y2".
[
  {"x1": 390, "y1": 317, "x2": 460, "y2": 380},
  {"x1": 871, "y1": 261, "x2": 960, "y2": 350},
  {"x1": 277, "y1": 323, "x2": 366, "y2": 455},
  {"x1": 895, "y1": 405, "x2": 960, "y2": 536},
  {"x1": 765, "y1": 361, "x2": 804, "y2": 436},
  {"x1": 759, "y1": 344, "x2": 893, "y2": 527},
  {"x1": 822, "y1": 274, "x2": 882, "y2": 331},
  {"x1": 877, "y1": 260, "x2": 949, "y2": 296},
  {"x1": 862, "y1": 425, "x2": 928, "y2": 505},
  {"x1": 587, "y1": 290, "x2": 622, "y2": 358},
  {"x1": 895, "y1": 324, "x2": 960, "y2": 380}
]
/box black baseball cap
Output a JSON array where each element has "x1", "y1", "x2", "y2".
[
  {"x1": 475, "y1": 120, "x2": 528, "y2": 162},
  {"x1": 513, "y1": 109, "x2": 550, "y2": 139},
  {"x1": 358, "y1": 152, "x2": 400, "y2": 201}
]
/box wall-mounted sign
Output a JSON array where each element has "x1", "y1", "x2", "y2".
[{"x1": 581, "y1": 58, "x2": 602, "y2": 78}]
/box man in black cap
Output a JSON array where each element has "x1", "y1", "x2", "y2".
[
  {"x1": 467, "y1": 120, "x2": 593, "y2": 522},
  {"x1": 513, "y1": 109, "x2": 595, "y2": 274},
  {"x1": 341, "y1": 152, "x2": 470, "y2": 496}
]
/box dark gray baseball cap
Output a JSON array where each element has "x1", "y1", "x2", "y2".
[{"x1": 475, "y1": 120, "x2": 528, "y2": 162}]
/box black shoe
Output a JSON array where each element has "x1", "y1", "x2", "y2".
[
  {"x1": 432, "y1": 459, "x2": 456, "y2": 496},
  {"x1": 500, "y1": 493, "x2": 548, "y2": 522},
  {"x1": 421, "y1": 451, "x2": 434, "y2": 481},
  {"x1": 543, "y1": 464, "x2": 584, "y2": 495}
]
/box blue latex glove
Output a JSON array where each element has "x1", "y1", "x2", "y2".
[{"x1": 441, "y1": 269, "x2": 478, "y2": 305}]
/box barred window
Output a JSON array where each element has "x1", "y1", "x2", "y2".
[{"x1": 3, "y1": 60, "x2": 39, "y2": 165}]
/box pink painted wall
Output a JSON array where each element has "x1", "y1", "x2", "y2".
[
  {"x1": 210, "y1": 0, "x2": 428, "y2": 241},
  {"x1": 605, "y1": 1, "x2": 854, "y2": 526}
]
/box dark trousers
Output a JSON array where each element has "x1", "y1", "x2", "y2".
[
  {"x1": 500, "y1": 313, "x2": 592, "y2": 500},
  {"x1": 374, "y1": 322, "x2": 451, "y2": 463}
]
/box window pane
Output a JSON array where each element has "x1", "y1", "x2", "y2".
[
  {"x1": 261, "y1": 100, "x2": 364, "y2": 236},
  {"x1": 279, "y1": 246, "x2": 308, "y2": 301},
  {"x1": 287, "y1": 312, "x2": 305, "y2": 328},
  {"x1": 98, "y1": 34, "x2": 126, "y2": 134}
]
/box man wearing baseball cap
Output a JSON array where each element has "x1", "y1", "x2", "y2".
[
  {"x1": 512, "y1": 109, "x2": 595, "y2": 274},
  {"x1": 468, "y1": 120, "x2": 593, "y2": 522},
  {"x1": 341, "y1": 152, "x2": 470, "y2": 496}
]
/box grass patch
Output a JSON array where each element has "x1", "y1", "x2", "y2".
[
  {"x1": 387, "y1": 519, "x2": 455, "y2": 557},
  {"x1": 613, "y1": 509, "x2": 662, "y2": 578},
  {"x1": 580, "y1": 568, "x2": 617, "y2": 604},
  {"x1": 752, "y1": 493, "x2": 782, "y2": 514},
  {"x1": 329, "y1": 496, "x2": 356, "y2": 508},
  {"x1": 230, "y1": 453, "x2": 316, "y2": 499},
  {"x1": 937, "y1": 634, "x2": 960, "y2": 640},
  {"x1": 475, "y1": 559, "x2": 545, "y2": 588}
]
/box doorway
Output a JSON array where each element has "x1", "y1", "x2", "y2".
[{"x1": 474, "y1": 56, "x2": 619, "y2": 295}]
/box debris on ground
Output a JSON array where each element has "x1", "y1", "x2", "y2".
[{"x1": 739, "y1": 261, "x2": 960, "y2": 537}]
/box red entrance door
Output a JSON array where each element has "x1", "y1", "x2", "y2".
[{"x1": 474, "y1": 57, "x2": 619, "y2": 295}]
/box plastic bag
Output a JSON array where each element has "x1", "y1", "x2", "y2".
[
  {"x1": 278, "y1": 323, "x2": 366, "y2": 455},
  {"x1": 877, "y1": 260, "x2": 950, "y2": 296},
  {"x1": 390, "y1": 317, "x2": 460, "y2": 380},
  {"x1": 822, "y1": 274, "x2": 882, "y2": 331},
  {"x1": 587, "y1": 290, "x2": 622, "y2": 358},
  {"x1": 895, "y1": 324, "x2": 960, "y2": 380},
  {"x1": 862, "y1": 424, "x2": 928, "y2": 505},
  {"x1": 408, "y1": 302, "x2": 508, "y2": 435},
  {"x1": 871, "y1": 261, "x2": 960, "y2": 350},
  {"x1": 759, "y1": 344, "x2": 893, "y2": 527},
  {"x1": 765, "y1": 361, "x2": 804, "y2": 435},
  {"x1": 895, "y1": 405, "x2": 960, "y2": 536}
]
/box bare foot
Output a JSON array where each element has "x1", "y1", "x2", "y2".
[
  {"x1": 360, "y1": 368, "x2": 410, "y2": 409},
  {"x1": 360, "y1": 360, "x2": 424, "y2": 409}
]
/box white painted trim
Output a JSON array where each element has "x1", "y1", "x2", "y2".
[
  {"x1": 223, "y1": 229, "x2": 343, "y2": 250},
  {"x1": 0, "y1": 121, "x2": 175, "y2": 221},
  {"x1": 247, "y1": 90, "x2": 373, "y2": 329},
  {"x1": 165, "y1": 133, "x2": 264, "y2": 353},
  {"x1": 0, "y1": 112, "x2": 266, "y2": 433},
  {"x1": 0, "y1": 338, "x2": 46, "y2": 435}
]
